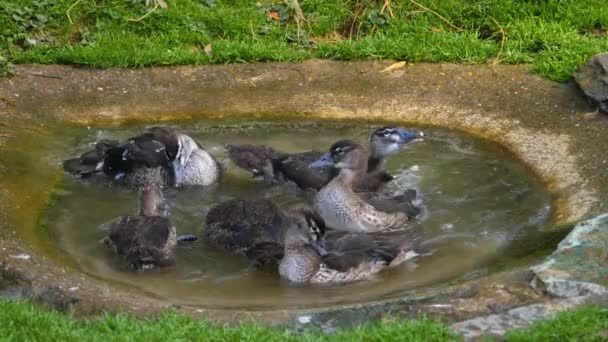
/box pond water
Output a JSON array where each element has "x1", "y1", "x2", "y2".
[{"x1": 43, "y1": 121, "x2": 552, "y2": 309}]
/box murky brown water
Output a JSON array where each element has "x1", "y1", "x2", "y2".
[{"x1": 42, "y1": 121, "x2": 551, "y2": 309}]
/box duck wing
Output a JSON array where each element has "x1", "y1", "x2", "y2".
[
  {"x1": 245, "y1": 241, "x2": 284, "y2": 267},
  {"x1": 204, "y1": 199, "x2": 286, "y2": 256},
  {"x1": 226, "y1": 144, "x2": 283, "y2": 176},
  {"x1": 363, "y1": 189, "x2": 421, "y2": 218},
  {"x1": 146, "y1": 126, "x2": 180, "y2": 160},
  {"x1": 108, "y1": 215, "x2": 175, "y2": 270},
  {"x1": 321, "y1": 228, "x2": 423, "y2": 272},
  {"x1": 64, "y1": 127, "x2": 179, "y2": 179},
  {"x1": 63, "y1": 139, "x2": 120, "y2": 177},
  {"x1": 274, "y1": 151, "x2": 332, "y2": 190},
  {"x1": 121, "y1": 132, "x2": 173, "y2": 169}
]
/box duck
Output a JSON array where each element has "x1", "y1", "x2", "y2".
[
  {"x1": 310, "y1": 140, "x2": 412, "y2": 233},
  {"x1": 63, "y1": 126, "x2": 221, "y2": 187},
  {"x1": 226, "y1": 126, "x2": 423, "y2": 192},
  {"x1": 103, "y1": 182, "x2": 177, "y2": 271},
  {"x1": 278, "y1": 211, "x2": 426, "y2": 284},
  {"x1": 203, "y1": 198, "x2": 305, "y2": 266}
]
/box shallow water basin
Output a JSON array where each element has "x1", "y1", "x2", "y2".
[{"x1": 16, "y1": 120, "x2": 552, "y2": 309}]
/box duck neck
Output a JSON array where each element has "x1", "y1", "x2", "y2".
[
  {"x1": 334, "y1": 167, "x2": 366, "y2": 188},
  {"x1": 367, "y1": 155, "x2": 385, "y2": 173},
  {"x1": 138, "y1": 184, "x2": 165, "y2": 217}
]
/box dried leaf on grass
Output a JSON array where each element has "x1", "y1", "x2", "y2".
[
  {"x1": 381, "y1": 61, "x2": 407, "y2": 73},
  {"x1": 267, "y1": 11, "x2": 280, "y2": 20},
  {"x1": 203, "y1": 44, "x2": 213, "y2": 56}
]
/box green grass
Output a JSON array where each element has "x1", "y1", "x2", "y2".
[
  {"x1": 0, "y1": 0, "x2": 607, "y2": 81},
  {"x1": 1, "y1": 298, "x2": 608, "y2": 341},
  {"x1": 506, "y1": 306, "x2": 608, "y2": 342},
  {"x1": 0, "y1": 298, "x2": 455, "y2": 341}
]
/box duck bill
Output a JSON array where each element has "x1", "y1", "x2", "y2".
[
  {"x1": 397, "y1": 129, "x2": 424, "y2": 146},
  {"x1": 309, "y1": 153, "x2": 334, "y2": 168}
]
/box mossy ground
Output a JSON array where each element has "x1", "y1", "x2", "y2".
[{"x1": 1, "y1": 0, "x2": 607, "y2": 80}]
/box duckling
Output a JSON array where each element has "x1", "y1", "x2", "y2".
[
  {"x1": 63, "y1": 127, "x2": 221, "y2": 187},
  {"x1": 204, "y1": 199, "x2": 335, "y2": 266},
  {"x1": 311, "y1": 140, "x2": 411, "y2": 233},
  {"x1": 104, "y1": 183, "x2": 177, "y2": 271},
  {"x1": 226, "y1": 126, "x2": 422, "y2": 192},
  {"x1": 203, "y1": 198, "x2": 288, "y2": 266},
  {"x1": 279, "y1": 212, "x2": 424, "y2": 284}
]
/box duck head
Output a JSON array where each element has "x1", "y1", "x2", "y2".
[
  {"x1": 284, "y1": 206, "x2": 326, "y2": 254},
  {"x1": 310, "y1": 140, "x2": 369, "y2": 182},
  {"x1": 370, "y1": 126, "x2": 424, "y2": 158},
  {"x1": 172, "y1": 134, "x2": 200, "y2": 185}
]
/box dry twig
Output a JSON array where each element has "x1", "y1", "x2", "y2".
[
  {"x1": 286, "y1": 0, "x2": 310, "y2": 38},
  {"x1": 29, "y1": 72, "x2": 64, "y2": 79},
  {"x1": 489, "y1": 16, "x2": 506, "y2": 66},
  {"x1": 409, "y1": 0, "x2": 462, "y2": 32},
  {"x1": 127, "y1": 1, "x2": 159, "y2": 22},
  {"x1": 381, "y1": 0, "x2": 394, "y2": 18},
  {"x1": 66, "y1": 0, "x2": 84, "y2": 25}
]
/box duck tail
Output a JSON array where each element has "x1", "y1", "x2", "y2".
[
  {"x1": 62, "y1": 139, "x2": 120, "y2": 177},
  {"x1": 62, "y1": 157, "x2": 101, "y2": 177},
  {"x1": 225, "y1": 144, "x2": 284, "y2": 178}
]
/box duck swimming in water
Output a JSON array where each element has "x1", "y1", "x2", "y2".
[
  {"x1": 104, "y1": 183, "x2": 177, "y2": 271},
  {"x1": 203, "y1": 199, "x2": 321, "y2": 266},
  {"x1": 63, "y1": 127, "x2": 221, "y2": 187},
  {"x1": 203, "y1": 199, "x2": 283, "y2": 266},
  {"x1": 226, "y1": 126, "x2": 423, "y2": 192},
  {"x1": 279, "y1": 211, "x2": 425, "y2": 284},
  {"x1": 311, "y1": 140, "x2": 412, "y2": 233}
]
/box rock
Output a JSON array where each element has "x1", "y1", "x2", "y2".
[
  {"x1": 574, "y1": 53, "x2": 608, "y2": 113},
  {"x1": 452, "y1": 296, "x2": 593, "y2": 341},
  {"x1": 531, "y1": 213, "x2": 608, "y2": 297},
  {"x1": 34, "y1": 286, "x2": 78, "y2": 312}
]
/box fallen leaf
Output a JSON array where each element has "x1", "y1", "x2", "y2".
[
  {"x1": 381, "y1": 61, "x2": 406, "y2": 73},
  {"x1": 429, "y1": 27, "x2": 442, "y2": 33},
  {"x1": 156, "y1": 0, "x2": 168, "y2": 9},
  {"x1": 267, "y1": 11, "x2": 280, "y2": 20},
  {"x1": 204, "y1": 44, "x2": 213, "y2": 56}
]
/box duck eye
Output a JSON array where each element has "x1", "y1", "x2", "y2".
[{"x1": 383, "y1": 130, "x2": 392, "y2": 137}]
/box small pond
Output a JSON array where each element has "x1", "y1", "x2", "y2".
[{"x1": 25, "y1": 121, "x2": 552, "y2": 309}]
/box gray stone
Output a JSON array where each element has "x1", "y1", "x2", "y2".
[
  {"x1": 452, "y1": 295, "x2": 593, "y2": 341},
  {"x1": 574, "y1": 53, "x2": 608, "y2": 113},
  {"x1": 532, "y1": 214, "x2": 608, "y2": 297}
]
